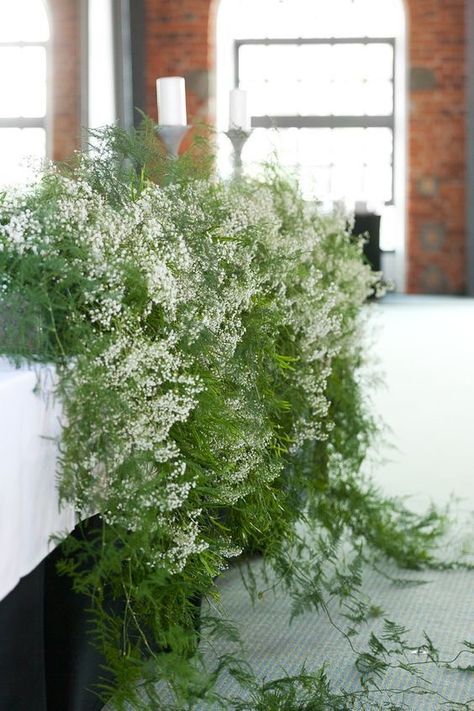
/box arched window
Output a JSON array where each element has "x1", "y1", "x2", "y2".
[
  {"x1": 0, "y1": 0, "x2": 49, "y2": 185},
  {"x1": 217, "y1": 0, "x2": 406, "y2": 284}
]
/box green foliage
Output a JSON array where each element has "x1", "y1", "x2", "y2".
[{"x1": 0, "y1": 123, "x2": 469, "y2": 708}]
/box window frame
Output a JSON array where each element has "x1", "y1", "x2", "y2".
[
  {"x1": 0, "y1": 37, "x2": 49, "y2": 131},
  {"x1": 0, "y1": 0, "x2": 51, "y2": 176},
  {"x1": 234, "y1": 36, "x2": 396, "y2": 205}
]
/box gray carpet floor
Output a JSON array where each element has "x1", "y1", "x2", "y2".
[{"x1": 194, "y1": 548, "x2": 474, "y2": 709}]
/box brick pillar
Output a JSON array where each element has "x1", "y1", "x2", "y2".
[
  {"x1": 48, "y1": 0, "x2": 82, "y2": 162},
  {"x1": 406, "y1": 0, "x2": 467, "y2": 293}
]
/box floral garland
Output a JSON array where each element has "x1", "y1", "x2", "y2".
[{"x1": 0, "y1": 127, "x2": 458, "y2": 709}]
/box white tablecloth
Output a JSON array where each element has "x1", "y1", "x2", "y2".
[{"x1": 0, "y1": 358, "x2": 76, "y2": 601}]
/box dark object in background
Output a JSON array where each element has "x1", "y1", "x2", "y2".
[{"x1": 353, "y1": 213, "x2": 381, "y2": 272}]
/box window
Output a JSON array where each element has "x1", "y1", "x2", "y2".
[
  {"x1": 0, "y1": 0, "x2": 49, "y2": 185},
  {"x1": 217, "y1": 0, "x2": 406, "y2": 265},
  {"x1": 237, "y1": 38, "x2": 395, "y2": 205}
]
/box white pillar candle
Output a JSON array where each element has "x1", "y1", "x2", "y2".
[
  {"x1": 156, "y1": 77, "x2": 187, "y2": 126},
  {"x1": 229, "y1": 88, "x2": 250, "y2": 131}
]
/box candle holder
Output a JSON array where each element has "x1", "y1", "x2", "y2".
[
  {"x1": 155, "y1": 125, "x2": 190, "y2": 159},
  {"x1": 225, "y1": 128, "x2": 252, "y2": 178}
]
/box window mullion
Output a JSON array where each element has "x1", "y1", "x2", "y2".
[
  {"x1": 235, "y1": 37, "x2": 396, "y2": 47},
  {"x1": 251, "y1": 116, "x2": 394, "y2": 129},
  {"x1": 0, "y1": 41, "x2": 47, "y2": 48},
  {"x1": 0, "y1": 117, "x2": 46, "y2": 128}
]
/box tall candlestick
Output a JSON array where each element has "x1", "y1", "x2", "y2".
[
  {"x1": 229, "y1": 88, "x2": 250, "y2": 131},
  {"x1": 156, "y1": 77, "x2": 187, "y2": 126}
]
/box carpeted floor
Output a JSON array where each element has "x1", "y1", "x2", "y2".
[
  {"x1": 196, "y1": 558, "x2": 474, "y2": 709},
  {"x1": 365, "y1": 295, "x2": 474, "y2": 513}
]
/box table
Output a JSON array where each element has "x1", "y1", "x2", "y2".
[
  {"x1": 0, "y1": 358, "x2": 106, "y2": 711},
  {"x1": 0, "y1": 358, "x2": 76, "y2": 602}
]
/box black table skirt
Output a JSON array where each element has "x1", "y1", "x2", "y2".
[{"x1": 0, "y1": 519, "x2": 108, "y2": 711}]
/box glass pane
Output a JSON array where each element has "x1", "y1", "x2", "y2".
[
  {"x1": 299, "y1": 80, "x2": 332, "y2": 115},
  {"x1": 236, "y1": 119, "x2": 394, "y2": 203},
  {"x1": 265, "y1": 80, "x2": 300, "y2": 115},
  {"x1": 243, "y1": 128, "x2": 299, "y2": 165},
  {"x1": 20, "y1": 126, "x2": 46, "y2": 157},
  {"x1": 242, "y1": 128, "x2": 274, "y2": 163},
  {"x1": 238, "y1": 41, "x2": 394, "y2": 118},
  {"x1": 0, "y1": 0, "x2": 49, "y2": 42},
  {"x1": 240, "y1": 126, "x2": 394, "y2": 204},
  {"x1": 265, "y1": 45, "x2": 299, "y2": 82},
  {"x1": 239, "y1": 45, "x2": 269, "y2": 82},
  {"x1": 271, "y1": 128, "x2": 299, "y2": 164},
  {"x1": 0, "y1": 127, "x2": 45, "y2": 185},
  {"x1": 0, "y1": 48, "x2": 21, "y2": 117},
  {"x1": 364, "y1": 128, "x2": 393, "y2": 163},
  {"x1": 297, "y1": 129, "x2": 333, "y2": 166},
  {"x1": 332, "y1": 128, "x2": 366, "y2": 164},
  {"x1": 331, "y1": 80, "x2": 366, "y2": 115},
  {"x1": 20, "y1": 47, "x2": 47, "y2": 117},
  {"x1": 0, "y1": 47, "x2": 46, "y2": 118},
  {"x1": 332, "y1": 44, "x2": 366, "y2": 81},
  {"x1": 299, "y1": 45, "x2": 333, "y2": 81},
  {"x1": 299, "y1": 167, "x2": 323, "y2": 200},
  {"x1": 238, "y1": 79, "x2": 270, "y2": 116},
  {"x1": 331, "y1": 162, "x2": 364, "y2": 202},
  {"x1": 363, "y1": 163, "x2": 392, "y2": 202},
  {"x1": 365, "y1": 43, "x2": 394, "y2": 80},
  {"x1": 364, "y1": 79, "x2": 393, "y2": 115}
]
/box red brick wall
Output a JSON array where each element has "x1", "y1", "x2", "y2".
[
  {"x1": 406, "y1": 0, "x2": 467, "y2": 293},
  {"x1": 47, "y1": 0, "x2": 82, "y2": 162}
]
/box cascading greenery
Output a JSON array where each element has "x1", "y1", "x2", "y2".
[{"x1": 0, "y1": 123, "x2": 470, "y2": 709}]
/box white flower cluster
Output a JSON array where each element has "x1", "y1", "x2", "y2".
[{"x1": 0, "y1": 169, "x2": 378, "y2": 575}]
